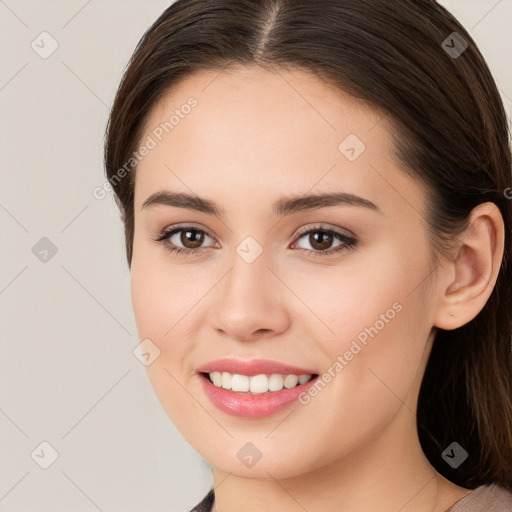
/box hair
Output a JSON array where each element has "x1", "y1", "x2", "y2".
[{"x1": 104, "y1": 0, "x2": 512, "y2": 492}]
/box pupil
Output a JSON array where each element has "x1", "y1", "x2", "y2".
[
  {"x1": 311, "y1": 231, "x2": 332, "y2": 250},
  {"x1": 181, "y1": 229, "x2": 204, "y2": 248}
]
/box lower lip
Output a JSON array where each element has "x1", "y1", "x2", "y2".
[{"x1": 198, "y1": 373, "x2": 319, "y2": 418}]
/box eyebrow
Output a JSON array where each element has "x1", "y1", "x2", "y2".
[{"x1": 141, "y1": 190, "x2": 383, "y2": 217}]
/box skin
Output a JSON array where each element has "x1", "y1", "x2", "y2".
[{"x1": 129, "y1": 65, "x2": 504, "y2": 512}]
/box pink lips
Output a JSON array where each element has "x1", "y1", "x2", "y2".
[{"x1": 197, "y1": 358, "x2": 319, "y2": 419}]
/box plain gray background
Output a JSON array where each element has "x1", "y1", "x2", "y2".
[{"x1": 1, "y1": 1, "x2": 511, "y2": 511}]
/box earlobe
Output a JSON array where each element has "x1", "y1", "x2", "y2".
[{"x1": 433, "y1": 202, "x2": 505, "y2": 331}]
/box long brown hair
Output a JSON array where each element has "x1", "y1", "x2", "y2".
[{"x1": 104, "y1": 0, "x2": 512, "y2": 491}]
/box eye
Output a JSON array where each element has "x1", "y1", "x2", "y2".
[
  {"x1": 153, "y1": 223, "x2": 357, "y2": 258},
  {"x1": 153, "y1": 224, "x2": 217, "y2": 255},
  {"x1": 291, "y1": 224, "x2": 357, "y2": 258}
]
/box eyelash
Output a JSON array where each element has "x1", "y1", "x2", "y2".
[{"x1": 153, "y1": 223, "x2": 357, "y2": 259}]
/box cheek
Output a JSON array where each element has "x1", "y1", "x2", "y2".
[
  {"x1": 354, "y1": 276, "x2": 431, "y2": 400},
  {"x1": 289, "y1": 239, "x2": 429, "y2": 347},
  {"x1": 130, "y1": 256, "x2": 199, "y2": 428},
  {"x1": 130, "y1": 246, "x2": 204, "y2": 384},
  {"x1": 130, "y1": 262, "x2": 165, "y2": 340},
  {"x1": 299, "y1": 241, "x2": 433, "y2": 402},
  {"x1": 129, "y1": 238, "x2": 193, "y2": 340},
  {"x1": 130, "y1": 261, "x2": 191, "y2": 392}
]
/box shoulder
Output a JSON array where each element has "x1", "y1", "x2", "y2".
[{"x1": 447, "y1": 483, "x2": 512, "y2": 512}]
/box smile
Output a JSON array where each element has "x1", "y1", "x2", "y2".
[{"x1": 204, "y1": 371, "x2": 315, "y2": 394}]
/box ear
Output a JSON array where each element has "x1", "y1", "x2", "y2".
[{"x1": 433, "y1": 202, "x2": 505, "y2": 330}]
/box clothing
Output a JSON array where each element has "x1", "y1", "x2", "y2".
[
  {"x1": 190, "y1": 484, "x2": 512, "y2": 511},
  {"x1": 446, "y1": 483, "x2": 512, "y2": 511},
  {"x1": 190, "y1": 488, "x2": 214, "y2": 512}
]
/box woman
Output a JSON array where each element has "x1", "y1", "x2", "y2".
[{"x1": 104, "y1": 1, "x2": 512, "y2": 510}]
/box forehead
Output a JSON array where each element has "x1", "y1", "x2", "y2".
[
  {"x1": 133, "y1": 65, "x2": 425, "y2": 219},
  {"x1": 139, "y1": 64, "x2": 383, "y2": 156}
]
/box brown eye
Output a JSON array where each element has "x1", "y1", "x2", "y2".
[
  {"x1": 154, "y1": 225, "x2": 217, "y2": 255},
  {"x1": 179, "y1": 229, "x2": 205, "y2": 249},
  {"x1": 293, "y1": 227, "x2": 356, "y2": 256},
  {"x1": 154, "y1": 224, "x2": 356, "y2": 258},
  {"x1": 307, "y1": 231, "x2": 334, "y2": 251}
]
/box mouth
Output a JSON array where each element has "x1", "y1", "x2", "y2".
[
  {"x1": 198, "y1": 369, "x2": 321, "y2": 418},
  {"x1": 200, "y1": 371, "x2": 319, "y2": 395},
  {"x1": 195, "y1": 358, "x2": 321, "y2": 417}
]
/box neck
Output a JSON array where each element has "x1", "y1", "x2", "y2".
[{"x1": 210, "y1": 400, "x2": 468, "y2": 512}]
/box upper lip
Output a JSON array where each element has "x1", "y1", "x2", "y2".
[{"x1": 196, "y1": 358, "x2": 318, "y2": 376}]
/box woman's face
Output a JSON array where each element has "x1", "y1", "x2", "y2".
[{"x1": 130, "y1": 65, "x2": 441, "y2": 478}]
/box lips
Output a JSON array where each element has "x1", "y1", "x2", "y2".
[
  {"x1": 195, "y1": 358, "x2": 321, "y2": 418},
  {"x1": 196, "y1": 358, "x2": 318, "y2": 376},
  {"x1": 198, "y1": 370, "x2": 320, "y2": 418}
]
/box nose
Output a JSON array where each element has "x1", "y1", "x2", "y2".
[{"x1": 209, "y1": 248, "x2": 291, "y2": 342}]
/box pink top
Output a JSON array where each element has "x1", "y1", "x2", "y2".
[{"x1": 446, "y1": 484, "x2": 512, "y2": 511}]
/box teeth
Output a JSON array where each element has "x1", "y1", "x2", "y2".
[
  {"x1": 208, "y1": 371, "x2": 314, "y2": 393},
  {"x1": 231, "y1": 373, "x2": 250, "y2": 392},
  {"x1": 210, "y1": 371, "x2": 223, "y2": 387},
  {"x1": 298, "y1": 374, "x2": 311, "y2": 385}
]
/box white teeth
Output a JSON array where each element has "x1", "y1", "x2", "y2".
[
  {"x1": 284, "y1": 374, "x2": 299, "y2": 388},
  {"x1": 207, "y1": 371, "x2": 314, "y2": 393},
  {"x1": 231, "y1": 373, "x2": 250, "y2": 392},
  {"x1": 249, "y1": 374, "x2": 268, "y2": 394},
  {"x1": 268, "y1": 373, "x2": 284, "y2": 392},
  {"x1": 298, "y1": 374, "x2": 311, "y2": 385},
  {"x1": 210, "y1": 371, "x2": 222, "y2": 387},
  {"x1": 221, "y1": 372, "x2": 232, "y2": 389}
]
